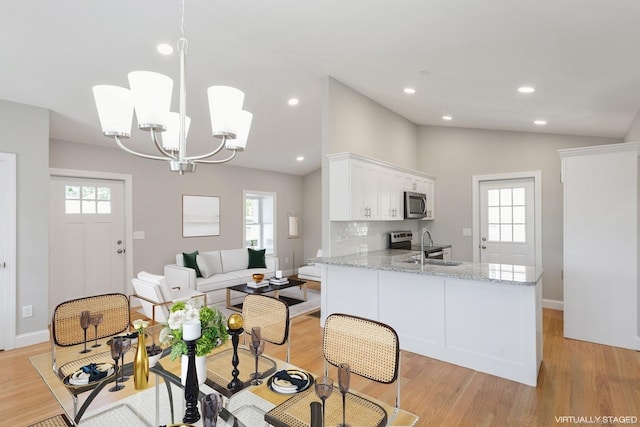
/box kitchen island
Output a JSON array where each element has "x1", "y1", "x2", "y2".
[{"x1": 317, "y1": 250, "x2": 544, "y2": 386}]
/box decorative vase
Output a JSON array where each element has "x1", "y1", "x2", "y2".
[
  {"x1": 133, "y1": 332, "x2": 149, "y2": 389},
  {"x1": 181, "y1": 354, "x2": 207, "y2": 385}
]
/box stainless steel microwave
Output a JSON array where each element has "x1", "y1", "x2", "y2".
[{"x1": 404, "y1": 191, "x2": 428, "y2": 219}]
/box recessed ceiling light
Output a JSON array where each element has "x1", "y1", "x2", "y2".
[
  {"x1": 403, "y1": 87, "x2": 416, "y2": 94},
  {"x1": 518, "y1": 86, "x2": 535, "y2": 94},
  {"x1": 157, "y1": 43, "x2": 173, "y2": 55},
  {"x1": 534, "y1": 120, "x2": 547, "y2": 125},
  {"x1": 442, "y1": 115, "x2": 452, "y2": 121},
  {"x1": 296, "y1": 156, "x2": 304, "y2": 162},
  {"x1": 288, "y1": 98, "x2": 299, "y2": 106}
]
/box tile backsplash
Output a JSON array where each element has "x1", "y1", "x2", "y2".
[{"x1": 330, "y1": 220, "x2": 421, "y2": 256}]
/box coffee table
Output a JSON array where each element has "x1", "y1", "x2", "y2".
[{"x1": 226, "y1": 278, "x2": 307, "y2": 312}]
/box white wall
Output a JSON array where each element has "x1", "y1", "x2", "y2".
[
  {"x1": 322, "y1": 77, "x2": 419, "y2": 256},
  {"x1": 624, "y1": 109, "x2": 640, "y2": 142},
  {"x1": 50, "y1": 139, "x2": 304, "y2": 276},
  {"x1": 417, "y1": 126, "x2": 620, "y2": 302},
  {"x1": 0, "y1": 99, "x2": 49, "y2": 341},
  {"x1": 302, "y1": 168, "x2": 322, "y2": 261}
]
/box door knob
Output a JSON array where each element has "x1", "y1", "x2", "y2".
[
  {"x1": 482, "y1": 237, "x2": 487, "y2": 241},
  {"x1": 117, "y1": 249, "x2": 125, "y2": 254},
  {"x1": 117, "y1": 240, "x2": 123, "y2": 245},
  {"x1": 481, "y1": 245, "x2": 486, "y2": 249}
]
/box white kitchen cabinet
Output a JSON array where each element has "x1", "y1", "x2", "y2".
[
  {"x1": 559, "y1": 142, "x2": 639, "y2": 350},
  {"x1": 425, "y1": 177, "x2": 435, "y2": 220},
  {"x1": 380, "y1": 167, "x2": 404, "y2": 220},
  {"x1": 329, "y1": 155, "x2": 380, "y2": 220},
  {"x1": 329, "y1": 152, "x2": 435, "y2": 221}
]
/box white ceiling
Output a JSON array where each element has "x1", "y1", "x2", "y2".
[{"x1": 2, "y1": 0, "x2": 639, "y2": 176}]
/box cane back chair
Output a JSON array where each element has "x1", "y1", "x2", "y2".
[
  {"x1": 242, "y1": 294, "x2": 291, "y2": 363},
  {"x1": 323, "y1": 313, "x2": 401, "y2": 423},
  {"x1": 51, "y1": 293, "x2": 130, "y2": 423}
]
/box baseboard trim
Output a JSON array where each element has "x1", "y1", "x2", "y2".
[
  {"x1": 543, "y1": 299, "x2": 564, "y2": 311},
  {"x1": 15, "y1": 328, "x2": 50, "y2": 348}
]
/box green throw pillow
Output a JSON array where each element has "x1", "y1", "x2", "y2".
[
  {"x1": 183, "y1": 250, "x2": 202, "y2": 278},
  {"x1": 247, "y1": 248, "x2": 267, "y2": 269}
]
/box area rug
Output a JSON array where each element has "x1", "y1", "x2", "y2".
[{"x1": 28, "y1": 414, "x2": 73, "y2": 427}]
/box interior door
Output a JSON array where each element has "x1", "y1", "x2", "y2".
[
  {"x1": 479, "y1": 178, "x2": 535, "y2": 265},
  {"x1": 49, "y1": 176, "x2": 126, "y2": 314}
]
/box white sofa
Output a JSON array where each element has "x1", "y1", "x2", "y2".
[{"x1": 164, "y1": 248, "x2": 278, "y2": 305}]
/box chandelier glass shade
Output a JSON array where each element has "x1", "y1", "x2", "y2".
[{"x1": 92, "y1": 1, "x2": 252, "y2": 174}]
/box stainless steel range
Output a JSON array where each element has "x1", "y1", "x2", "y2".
[{"x1": 388, "y1": 231, "x2": 413, "y2": 250}]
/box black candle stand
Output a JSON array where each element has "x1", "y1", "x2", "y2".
[
  {"x1": 227, "y1": 327, "x2": 244, "y2": 392},
  {"x1": 183, "y1": 338, "x2": 201, "y2": 424}
]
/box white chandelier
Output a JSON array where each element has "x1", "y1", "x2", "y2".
[{"x1": 92, "y1": 0, "x2": 252, "y2": 174}]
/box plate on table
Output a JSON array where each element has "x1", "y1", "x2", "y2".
[
  {"x1": 63, "y1": 363, "x2": 115, "y2": 388},
  {"x1": 268, "y1": 369, "x2": 314, "y2": 394}
]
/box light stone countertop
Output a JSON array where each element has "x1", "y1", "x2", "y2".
[{"x1": 315, "y1": 249, "x2": 543, "y2": 286}]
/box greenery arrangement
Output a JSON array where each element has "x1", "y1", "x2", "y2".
[{"x1": 159, "y1": 301, "x2": 229, "y2": 360}]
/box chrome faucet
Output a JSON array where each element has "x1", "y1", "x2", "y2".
[{"x1": 421, "y1": 229, "x2": 433, "y2": 265}]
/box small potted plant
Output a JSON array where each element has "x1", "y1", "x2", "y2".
[{"x1": 159, "y1": 301, "x2": 229, "y2": 384}]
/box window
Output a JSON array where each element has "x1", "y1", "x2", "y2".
[
  {"x1": 65, "y1": 185, "x2": 111, "y2": 214},
  {"x1": 244, "y1": 191, "x2": 275, "y2": 255},
  {"x1": 487, "y1": 187, "x2": 525, "y2": 243}
]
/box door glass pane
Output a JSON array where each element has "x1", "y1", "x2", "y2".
[
  {"x1": 82, "y1": 200, "x2": 96, "y2": 214},
  {"x1": 65, "y1": 200, "x2": 80, "y2": 214},
  {"x1": 82, "y1": 186, "x2": 96, "y2": 200},
  {"x1": 66, "y1": 186, "x2": 80, "y2": 199},
  {"x1": 488, "y1": 224, "x2": 500, "y2": 241},
  {"x1": 512, "y1": 188, "x2": 525, "y2": 205},
  {"x1": 513, "y1": 206, "x2": 525, "y2": 223},
  {"x1": 488, "y1": 207, "x2": 500, "y2": 223},
  {"x1": 513, "y1": 225, "x2": 526, "y2": 242},
  {"x1": 500, "y1": 188, "x2": 512, "y2": 205},
  {"x1": 500, "y1": 206, "x2": 512, "y2": 223},
  {"x1": 500, "y1": 224, "x2": 512, "y2": 241},
  {"x1": 97, "y1": 187, "x2": 111, "y2": 200},
  {"x1": 488, "y1": 189, "x2": 500, "y2": 206},
  {"x1": 97, "y1": 201, "x2": 111, "y2": 214}
]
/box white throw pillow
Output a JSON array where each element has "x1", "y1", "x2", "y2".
[{"x1": 197, "y1": 254, "x2": 215, "y2": 278}]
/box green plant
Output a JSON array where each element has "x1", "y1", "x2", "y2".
[{"x1": 159, "y1": 301, "x2": 229, "y2": 360}]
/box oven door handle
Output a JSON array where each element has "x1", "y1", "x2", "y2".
[{"x1": 427, "y1": 251, "x2": 444, "y2": 258}]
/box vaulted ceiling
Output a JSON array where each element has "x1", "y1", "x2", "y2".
[{"x1": 2, "y1": 0, "x2": 639, "y2": 175}]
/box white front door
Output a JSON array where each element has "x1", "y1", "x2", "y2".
[
  {"x1": 49, "y1": 176, "x2": 126, "y2": 314},
  {"x1": 479, "y1": 178, "x2": 535, "y2": 266}
]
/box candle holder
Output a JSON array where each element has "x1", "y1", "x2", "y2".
[
  {"x1": 227, "y1": 313, "x2": 244, "y2": 392},
  {"x1": 183, "y1": 337, "x2": 201, "y2": 424}
]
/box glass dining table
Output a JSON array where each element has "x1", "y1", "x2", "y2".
[{"x1": 31, "y1": 323, "x2": 419, "y2": 426}]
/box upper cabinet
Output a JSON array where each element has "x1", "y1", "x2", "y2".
[{"x1": 329, "y1": 153, "x2": 435, "y2": 221}]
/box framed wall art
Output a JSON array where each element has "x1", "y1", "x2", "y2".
[{"x1": 182, "y1": 195, "x2": 220, "y2": 237}]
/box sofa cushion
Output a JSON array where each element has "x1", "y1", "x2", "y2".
[
  {"x1": 195, "y1": 272, "x2": 244, "y2": 293},
  {"x1": 183, "y1": 251, "x2": 202, "y2": 277},
  {"x1": 247, "y1": 248, "x2": 267, "y2": 268},
  {"x1": 197, "y1": 251, "x2": 222, "y2": 278},
  {"x1": 220, "y1": 248, "x2": 249, "y2": 273}
]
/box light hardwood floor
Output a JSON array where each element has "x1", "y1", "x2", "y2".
[{"x1": 3, "y1": 308, "x2": 640, "y2": 426}]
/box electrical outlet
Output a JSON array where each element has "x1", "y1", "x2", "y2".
[
  {"x1": 133, "y1": 231, "x2": 145, "y2": 240},
  {"x1": 22, "y1": 305, "x2": 33, "y2": 318},
  {"x1": 285, "y1": 257, "x2": 289, "y2": 264},
  {"x1": 463, "y1": 228, "x2": 472, "y2": 237}
]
